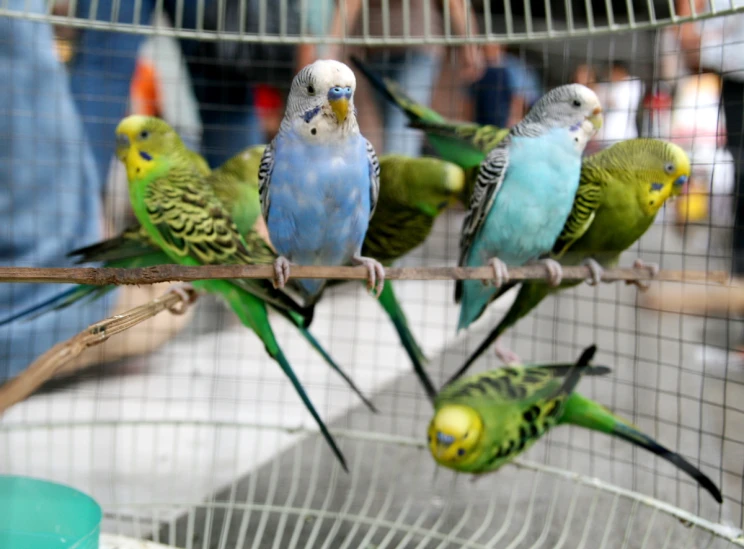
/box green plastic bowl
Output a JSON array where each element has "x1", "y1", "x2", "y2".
[{"x1": 0, "y1": 475, "x2": 101, "y2": 549}]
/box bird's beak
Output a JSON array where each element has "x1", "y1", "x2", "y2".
[
  {"x1": 328, "y1": 86, "x2": 353, "y2": 124},
  {"x1": 435, "y1": 444, "x2": 448, "y2": 460},
  {"x1": 587, "y1": 107, "x2": 603, "y2": 130},
  {"x1": 115, "y1": 132, "x2": 131, "y2": 161},
  {"x1": 672, "y1": 174, "x2": 689, "y2": 196}
]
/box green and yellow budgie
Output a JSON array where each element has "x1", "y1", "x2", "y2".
[
  {"x1": 428, "y1": 345, "x2": 723, "y2": 503},
  {"x1": 115, "y1": 115, "x2": 360, "y2": 470},
  {"x1": 446, "y1": 139, "x2": 690, "y2": 383}
]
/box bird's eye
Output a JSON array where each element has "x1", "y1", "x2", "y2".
[
  {"x1": 307, "y1": 85, "x2": 315, "y2": 95},
  {"x1": 572, "y1": 99, "x2": 582, "y2": 107},
  {"x1": 664, "y1": 163, "x2": 675, "y2": 174},
  {"x1": 457, "y1": 448, "x2": 466, "y2": 456},
  {"x1": 139, "y1": 130, "x2": 150, "y2": 140}
]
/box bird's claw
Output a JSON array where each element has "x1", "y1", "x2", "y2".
[
  {"x1": 484, "y1": 257, "x2": 510, "y2": 287},
  {"x1": 627, "y1": 258, "x2": 659, "y2": 292},
  {"x1": 582, "y1": 258, "x2": 604, "y2": 286},
  {"x1": 273, "y1": 256, "x2": 292, "y2": 289},
  {"x1": 353, "y1": 255, "x2": 385, "y2": 297},
  {"x1": 539, "y1": 258, "x2": 563, "y2": 287},
  {"x1": 494, "y1": 342, "x2": 522, "y2": 365},
  {"x1": 167, "y1": 283, "x2": 198, "y2": 315}
]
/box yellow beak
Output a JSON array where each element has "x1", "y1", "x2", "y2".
[
  {"x1": 588, "y1": 107, "x2": 603, "y2": 130},
  {"x1": 329, "y1": 97, "x2": 349, "y2": 124}
]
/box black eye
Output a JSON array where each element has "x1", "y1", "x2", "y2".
[
  {"x1": 139, "y1": 130, "x2": 149, "y2": 140},
  {"x1": 307, "y1": 85, "x2": 315, "y2": 95},
  {"x1": 664, "y1": 163, "x2": 675, "y2": 174},
  {"x1": 457, "y1": 448, "x2": 466, "y2": 456},
  {"x1": 572, "y1": 99, "x2": 581, "y2": 107}
]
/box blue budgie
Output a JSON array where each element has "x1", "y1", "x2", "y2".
[
  {"x1": 456, "y1": 84, "x2": 604, "y2": 341},
  {"x1": 259, "y1": 60, "x2": 384, "y2": 303}
]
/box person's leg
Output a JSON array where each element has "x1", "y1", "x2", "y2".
[
  {"x1": 722, "y1": 78, "x2": 744, "y2": 276},
  {"x1": 381, "y1": 50, "x2": 442, "y2": 156},
  {"x1": 68, "y1": 0, "x2": 155, "y2": 185}
]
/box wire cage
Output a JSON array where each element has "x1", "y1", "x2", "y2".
[{"x1": 1, "y1": 0, "x2": 744, "y2": 547}]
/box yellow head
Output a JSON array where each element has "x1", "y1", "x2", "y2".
[
  {"x1": 115, "y1": 115, "x2": 187, "y2": 182},
  {"x1": 629, "y1": 140, "x2": 691, "y2": 216},
  {"x1": 427, "y1": 405, "x2": 484, "y2": 468}
]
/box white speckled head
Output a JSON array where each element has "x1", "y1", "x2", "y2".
[{"x1": 282, "y1": 59, "x2": 360, "y2": 140}]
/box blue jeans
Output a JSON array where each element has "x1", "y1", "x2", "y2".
[
  {"x1": 366, "y1": 51, "x2": 442, "y2": 156},
  {"x1": 70, "y1": 0, "x2": 264, "y2": 182},
  {"x1": 0, "y1": 2, "x2": 115, "y2": 381}
]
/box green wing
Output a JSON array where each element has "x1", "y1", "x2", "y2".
[
  {"x1": 551, "y1": 163, "x2": 605, "y2": 258},
  {"x1": 140, "y1": 169, "x2": 311, "y2": 321}
]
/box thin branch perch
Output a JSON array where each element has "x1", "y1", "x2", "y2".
[
  {"x1": 0, "y1": 287, "x2": 195, "y2": 415},
  {"x1": 0, "y1": 265, "x2": 731, "y2": 285}
]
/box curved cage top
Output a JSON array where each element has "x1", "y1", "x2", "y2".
[{"x1": 2, "y1": 0, "x2": 744, "y2": 44}]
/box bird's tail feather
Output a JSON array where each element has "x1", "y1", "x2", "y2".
[
  {"x1": 563, "y1": 392, "x2": 723, "y2": 503},
  {"x1": 0, "y1": 285, "x2": 111, "y2": 327},
  {"x1": 376, "y1": 282, "x2": 436, "y2": 402},
  {"x1": 350, "y1": 55, "x2": 445, "y2": 125},
  {"x1": 222, "y1": 285, "x2": 349, "y2": 472}
]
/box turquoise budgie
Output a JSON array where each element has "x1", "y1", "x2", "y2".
[
  {"x1": 258, "y1": 60, "x2": 385, "y2": 304},
  {"x1": 456, "y1": 85, "x2": 603, "y2": 332}
]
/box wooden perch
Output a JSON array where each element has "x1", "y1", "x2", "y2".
[
  {"x1": 0, "y1": 265, "x2": 731, "y2": 285},
  {"x1": 0, "y1": 286, "x2": 196, "y2": 415}
]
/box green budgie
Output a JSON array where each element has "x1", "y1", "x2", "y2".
[
  {"x1": 327, "y1": 154, "x2": 466, "y2": 400},
  {"x1": 428, "y1": 345, "x2": 723, "y2": 503},
  {"x1": 116, "y1": 114, "x2": 363, "y2": 471},
  {"x1": 446, "y1": 139, "x2": 690, "y2": 383}
]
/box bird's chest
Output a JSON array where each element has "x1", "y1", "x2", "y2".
[
  {"x1": 267, "y1": 139, "x2": 371, "y2": 259},
  {"x1": 477, "y1": 133, "x2": 583, "y2": 264}
]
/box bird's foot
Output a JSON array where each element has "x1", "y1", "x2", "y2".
[
  {"x1": 627, "y1": 258, "x2": 659, "y2": 292},
  {"x1": 483, "y1": 257, "x2": 510, "y2": 287},
  {"x1": 273, "y1": 256, "x2": 292, "y2": 289},
  {"x1": 494, "y1": 342, "x2": 522, "y2": 366},
  {"x1": 352, "y1": 255, "x2": 385, "y2": 297},
  {"x1": 166, "y1": 283, "x2": 198, "y2": 315},
  {"x1": 534, "y1": 258, "x2": 563, "y2": 287},
  {"x1": 582, "y1": 258, "x2": 604, "y2": 286}
]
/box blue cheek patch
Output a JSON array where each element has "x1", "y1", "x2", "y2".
[
  {"x1": 139, "y1": 151, "x2": 153, "y2": 161},
  {"x1": 650, "y1": 182, "x2": 664, "y2": 192},
  {"x1": 569, "y1": 123, "x2": 582, "y2": 132},
  {"x1": 303, "y1": 106, "x2": 321, "y2": 123},
  {"x1": 436, "y1": 432, "x2": 456, "y2": 445}
]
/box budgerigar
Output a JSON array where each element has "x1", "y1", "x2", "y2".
[
  {"x1": 456, "y1": 84, "x2": 603, "y2": 334},
  {"x1": 115, "y1": 115, "x2": 359, "y2": 470},
  {"x1": 327, "y1": 154, "x2": 466, "y2": 400},
  {"x1": 428, "y1": 345, "x2": 723, "y2": 503},
  {"x1": 258, "y1": 60, "x2": 385, "y2": 303},
  {"x1": 448, "y1": 139, "x2": 690, "y2": 379}
]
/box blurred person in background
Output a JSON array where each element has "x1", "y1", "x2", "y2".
[
  {"x1": 326, "y1": 0, "x2": 485, "y2": 156},
  {"x1": 591, "y1": 62, "x2": 643, "y2": 149},
  {"x1": 677, "y1": 0, "x2": 744, "y2": 276},
  {"x1": 467, "y1": 43, "x2": 542, "y2": 128},
  {"x1": 69, "y1": 0, "x2": 315, "y2": 185},
  {"x1": 0, "y1": 1, "x2": 192, "y2": 383}
]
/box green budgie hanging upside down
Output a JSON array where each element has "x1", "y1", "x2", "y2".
[
  {"x1": 448, "y1": 138, "x2": 691, "y2": 379},
  {"x1": 114, "y1": 114, "x2": 369, "y2": 471},
  {"x1": 428, "y1": 345, "x2": 723, "y2": 504}
]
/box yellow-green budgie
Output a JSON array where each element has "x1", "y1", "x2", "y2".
[
  {"x1": 447, "y1": 139, "x2": 690, "y2": 383},
  {"x1": 429, "y1": 345, "x2": 723, "y2": 503},
  {"x1": 116, "y1": 115, "x2": 357, "y2": 471}
]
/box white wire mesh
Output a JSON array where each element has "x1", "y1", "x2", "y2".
[
  {"x1": 2, "y1": 0, "x2": 744, "y2": 548},
  {"x1": 0, "y1": 0, "x2": 743, "y2": 44}
]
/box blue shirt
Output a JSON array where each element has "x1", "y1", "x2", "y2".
[
  {"x1": 469, "y1": 66, "x2": 514, "y2": 128},
  {"x1": 0, "y1": 1, "x2": 115, "y2": 381}
]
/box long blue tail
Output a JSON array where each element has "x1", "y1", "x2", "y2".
[{"x1": 0, "y1": 285, "x2": 109, "y2": 327}]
